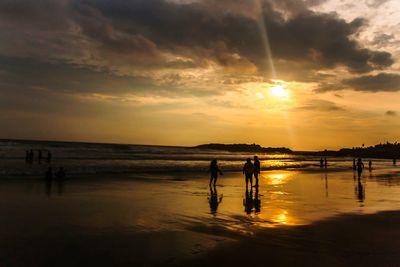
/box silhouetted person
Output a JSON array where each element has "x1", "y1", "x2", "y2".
[
  {"x1": 209, "y1": 159, "x2": 223, "y2": 188},
  {"x1": 254, "y1": 185, "x2": 261, "y2": 213},
  {"x1": 324, "y1": 157, "x2": 328, "y2": 168},
  {"x1": 320, "y1": 158, "x2": 324, "y2": 168},
  {"x1": 38, "y1": 150, "x2": 42, "y2": 163},
  {"x1": 356, "y1": 158, "x2": 364, "y2": 178},
  {"x1": 353, "y1": 159, "x2": 356, "y2": 171},
  {"x1": 29, "y1": 149, "x2": 34, "y2": 162},
  {"x1": 45, "y1": 167, "x2": 53, "y2": 180},
  {"x1": 47, "y1": 151, "x2": 52, "y2": 162},
  {"x1": 368, "y1": 160, "x2": 372, "y2": 171},
  {"x1": 208, "y1": 187, "x2": 222, "y2": 215},
  {"x1": 253, "y1": 156, "x2": 261, "y2": 187},
  {"x1": 243, "y1": 188, "x2": 254, "y2": 214},
  {"x1": 393, "y1": 159, "x2": 397, "y2": 166},
  {"x1": 25, "y1": 150, "x2": 29, "y2": 162},
  {"x1": 243, "y1": 158, "x2": 254, "y2": 189},
  {"x1": 55, "y1": 167, "x2": 66, "y2": 180}
]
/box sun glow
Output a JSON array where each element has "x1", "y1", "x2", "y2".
[{"x1": 269, "y1": 85, "x2": 289, "y2": 98}]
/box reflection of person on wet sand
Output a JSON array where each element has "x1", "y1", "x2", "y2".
[
  {"x1": 243, "y1": 188, "x2": 254, "y2": 214},
  {"x1": 254, "y1": 186, "x2": 261, "y2": 213},
  {"x1": 208, "y1": 159, "x2": 223, "y2": 188},
  {"x1": 44, "y1": 167, "x2": 53, "y2": 196},
  {"x1": 208, "y1": 187, "x2": 222, "y2": 215},
  {"x1": 356, "y1": 158, "x2": 364, "y2": 178},
  {"x1": 254, "y1": 156, "x2": 261, "y2": 187},
  {"x1": 356, "y1": 177, "x2": 365, "y2": 203}
]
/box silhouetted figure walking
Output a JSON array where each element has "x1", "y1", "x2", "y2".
[
  {"x1": 324, "y1": 157, "x2": 327, "y2": 168},
  {"x1": 28, "y1": 149, "x2": 34, "y2": 163},
  {"x1": 356, "y1": 158, "x2": 364, "y2": 178},
  {"x1": 47, "y1": 151, "x2": 52, "y2": 162},
  {"x1": 353, "y1": 159, "x2": 356, "y2": 171},
  {"x1": 38, "y1": 150, "x2": 42, "y2": 163},
  {"x1": 368, "y1": 160, "x2": 372, "y2": 171},
  {"x1": 208, "y1": 159, "x2": 223, "y2": 188},
  {"x1": 243, "y1": 158, "x2": 254, "y2": 189},
  {"x1": 393, "y1": 159, "x2": 397, "y2": 166},
  {"x1": 320, "y1": 158, "x2": 324, "y2": 168},
  {"x1": 253, "y1": 156, "x2": 261, "y2": 187}
]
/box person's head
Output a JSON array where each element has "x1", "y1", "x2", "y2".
[
  {"x1": 211, "y1": 159, "x2": 217, "y2": 165},
  {"x1": 358, "y1": 157, "x2": 362, "y2": 162},
  {"x1": 254, "y1": 156, "x2": 258, "y2": 161},
  {"x1": 246, "y1": 158, "x2": 251, "y2": 163}
]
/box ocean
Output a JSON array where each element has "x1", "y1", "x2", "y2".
[{"x1": 0, "y1": 139, "x2": 395, "y2": 177}]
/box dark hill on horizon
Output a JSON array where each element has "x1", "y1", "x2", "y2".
[
  {"x1": 193, "y1": 143, "x2": 293, "y2": 154},
  {"x1": 193, "y1": 142, "x2": 400, "y2": 159}
]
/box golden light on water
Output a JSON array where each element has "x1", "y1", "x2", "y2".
[{"x1": 266, "y1": 172, "x2": 292, "y2": 185}]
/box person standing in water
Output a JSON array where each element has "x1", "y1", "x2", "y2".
[
  {"x1": 209, "y1": 159, "x2": 223, "y2": 188},
  {"x1": 324, "y1": 157, "x2": 328, "y2": 168},
  {"x1": 243, "y1": 158, "x2": 254, "y2": 189},
  {"x1": 353, "y1": 159, "x2": 357, "y2": 171},
  {"x1": 356, "y1": 158, "x2": 364, "y2": 178},
  {"x1": 368, "y1": 160, "x2": 372, "y2": 171},
  {"x1": 320, "y1": 158, "x2": 324, "y2": 168},
  {"x1": 253, "y1": 156, "x2": 261, "y2": 187}
]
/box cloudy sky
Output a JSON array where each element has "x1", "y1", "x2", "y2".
[{"x1": 0, "y1": 0, "x2": 399, "y2": 150}]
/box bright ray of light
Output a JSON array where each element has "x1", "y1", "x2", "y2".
[{"x1": 255, "y1": 0, "x2": 276, "y2": 77}]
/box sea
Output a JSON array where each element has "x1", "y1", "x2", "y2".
[{"x1": 0, "y1": 139, "x2": 395, "y2": 177}]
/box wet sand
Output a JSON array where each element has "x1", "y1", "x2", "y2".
[
  {"x1": 176, "y1": 210, "x2": 400, "y2": 267},
  {"x1": 1, "y1": 169, "x2": 400, "y2": 266}
]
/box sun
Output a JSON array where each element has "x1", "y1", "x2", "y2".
[{"x1": 269, "y1": 85, "x2": 289, "y2": 98}]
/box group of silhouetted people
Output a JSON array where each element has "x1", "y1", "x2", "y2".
[
  {"x1": 25, "y1": 149, "x2": 52, "y2": 163},
  {"x1": 208, "y1": 156, "x2": 262, "y2": 214},
  {"x1": 242, "y1": 156, "x2": 261, "y2": 188},
  {"x1": 209, "y1": 156, "x2": 261, "y2": 189}
]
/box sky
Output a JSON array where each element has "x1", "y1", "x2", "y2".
[{"x1": 0, "y1": 0, "x2": 399, "y2": 150}]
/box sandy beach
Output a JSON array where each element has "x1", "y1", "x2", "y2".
[{"x1": 1, "y1": 168, "x2": 400, "y2": 266}]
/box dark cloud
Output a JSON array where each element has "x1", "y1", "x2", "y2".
[
  {"x1": 385, "y1": 110, "x2": 397, "y2": 116},
  {"x1": 0, "y1": 0, "x2": 394, "y2": 76},
  {"x1": 343, "y1": 73, "x2": 400, "y2": 92},
  {"x1": 317, "y1": 73, "x2": 400, "y2": 93}
]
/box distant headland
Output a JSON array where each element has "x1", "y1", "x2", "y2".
[
  {"x1": 193, "y1": 143, "x2": 293, "y2": 154},
  {"x1": 193, "y1": 142, "x2": 400, "y2": 159}
]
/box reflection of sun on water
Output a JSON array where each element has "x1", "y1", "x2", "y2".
[{"x1": 266, "y1": 172, "x2": 292, "y2": 185}]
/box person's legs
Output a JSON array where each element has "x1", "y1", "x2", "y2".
[
  {"x1": 254, "y1": 173, "x2": 259, "y2": 186},
  {"x1": 213, "y1": 175, "x2": 217, "y2": 188}
]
